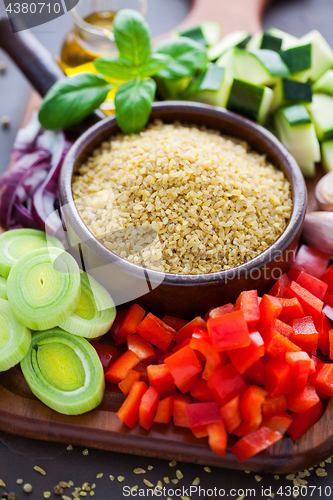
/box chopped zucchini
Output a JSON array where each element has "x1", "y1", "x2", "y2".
[
  {"x1": 247, "y1": 31, "x2": 282, "y2": 52},
  {"x1": 177, "y1": 22, "x2": 221, "y2": 47},
  {"x1": 216, "y1": 47, "x2": 236, "y2": 75},
  {"x1": 267, "y1": 28, "x2": 300, "y2": 49},
  {"x1": 274, "y1": 105, "x2": 320, "y2": 177},
  {"x1": 184, "y1": 65, "x2": 232, "y2": 107},
  {"x1": 321, "y1": 140, "x2": 333, "y2": 172},
  {"x1": 232, "y1": 49, "x2": 290, "y2": 86},
  {"x1": 271, "y1": 79, "x2": 312, "y2": 112},
  {"x1": 281, "y1": 44, "x2": 311, "y2": 74},
  {"x1": 313, "y1": 70, "x2": 333, "y2": 94},
  {"x1": 307, "y1": 93, "x2": 333, "y2": 141},
  {"x1": 155, "y1": 75, "x2": 191, "y2": 100},
  {"x1": 227, "y1": 79, "x2": 273, "y2": 125},
  {"x1": 300, "y1": 30, "x2": 333, "y2": 82},
  {"x1": 208, "y1": 31, "x2": 251, "y2": 61}
]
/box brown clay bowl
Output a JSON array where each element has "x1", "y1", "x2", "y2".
[{"x1": 59, "y1": 102, "x2": 307, "y2": 319}]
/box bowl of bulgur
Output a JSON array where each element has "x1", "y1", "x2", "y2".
[{"x1": 60, "y1": 102, "x2": 306, "y2": 318}]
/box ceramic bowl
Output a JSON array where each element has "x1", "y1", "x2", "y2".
[{"x1": 59, "y1": 102, "x2": 306, "y2": 319}]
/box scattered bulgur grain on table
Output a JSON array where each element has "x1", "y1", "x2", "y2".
[
  {"x1": 82, "y1": 449, "x2": 89, "y2": 456},
  {"x1": 143, "y1": 479, "x2": 154, "y2": 488},
  {"x1": 0, "y1": 480, "x2": 5, "y2": 488},
  {"x1": 147, "y1": 466, "x2": 153, "y2": 471},
  {"x1": 15, "y1": 480, "x2": 23, "y2": 485},
  {"x1": 23, "y1": 483, "x2": 33, "y2": 493},
  {"x1": 117, "y1": 476, "x2": 125, "y2": 483},
  {"x1": 34, "y1": 466, "x2": 46, "y2": 475},
  {"x1": 54, "y1": 485, "x2": 64, "y2": 495},
  {"x1": 67, "y1": 445, "x2": 73, "y2": 451},
  {"x1": 43, "y1": 492, "x2": 51, "y2": 499},
  {"x1": 133, "y1": 468, "x2": 146, "y2": 475},
  {"x1": 192, "y1": 477, "x2": 200, "y2": 485},
  {"x1": 96, "y1": 473, "x2": 103, "y2": 479},
  {"x1": 204, "y1": 466, "x2": 211, "y2": 473},
  {"x1": 169, "y1": 461, "x2": 177, "y2": 467}
]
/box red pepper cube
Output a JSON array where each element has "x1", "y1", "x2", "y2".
[
  {"x1": 174, "y1": 317, "x2": 207, "y2": 344},
  {"x1": 176, "y1": 373, "x2": 200, "y2": 394},
  {"x1": 268, "y1": 273, "x2": 290, "y2": 298},
  {"x1": 309, "y1": 363, "x2": 333, "y2": 397},
  {"x1": 161, "y1": 315, "x2": 188, "y2": 331},
  {"x1": 287, "y1": 383, "x2": 320, "y2": 414},
  {"x1": 147, "y1": 363, "x2": 175, "y2": 399},
  {"x1": 220, "y1": 395, "x2": 243, "y2": 434},
  {"x1": 285, "y1": 351, "x2": 312, "y2": 392},
  {"x1": 262, "y1": 395, "x2": 288, "y2": 416},
  {"x1": 173, "y1": 394, "x2": 191, "y2": 427},
  {"x1": 133, "y1": 361, "x2": 149, "y2": 385},
  {"x1": 118, "y1": 304, "x2": 146, "y2": 337},
  {"x1": 207, "y1": 363, "x2": 247, "y2": 406},
  {"x1": 265, "y1": 329, "x2": 301, "y2": 359},
  {"x1": 329, "y1": 329, "x2": 333, "y2": 362},
  {"x1": 154, "y1": 343, "x2": 176, "y2": 364},
  {"x1": 139, "y1": 386, "x2": 160, "y2": 431},
  {"x1": 262, "y1": 412, "x2": 293, "y2": 435},
  {"x1": 117, "y1": 381, "x2": 148, "y2": 429},
  {"x1": 292, "y1": 245, "x2": 330, "y2": 279},
  {"x1": 228, "y1": 331, "x2": 265, "y2": 374},
  {"x1": 89, "y1": 341, "x2": 117, "y2": 373},
  {"x1": 207, "y1": 420, "x2": 228, "y2": 458},
  {"x1": 265, "y1": 359, "x2": 294, "y2": 397},
  {"x1": 186, "y1": 402, "x2": 222, "y2": 438},
  {"x1": 322, "y1": 265, "x2": 333, "y2": 294},
  {"x1": 208, "y1": 303, "x2": 235, "y2": 319},
  {"x1": 190, "y1": 377, "x2": 214, "y2": 402},
  {"x1": 110, "y1": 309, "x2": 128, "y2": 345},
  {"x1": 243, "y1": 359, "x2": 266, "y2": 386},
  {"x1": 127, "y1": 334, "x2": 157, "y2": 364},
  {"x1": 235, "y1": 290, "x2": 260, "y2": 329},
  {"x1": 136, "y1": 313, "x2": 175, "y2": 351},
  {"x1": 296, "y1": 272, "x2": 328, "y2": 301},
  {"x1": 234, "y1": 385, "x2": 268, "y2": 437},
  {"x1": 287, "y1": 401, "x2": 324, "y2": 441},
  {"x1": 278, "y1": 298, "x2": 305, "y2": 324},
  {"x1": 118, "y1": 369, "x2": 141, "y2": 395},
  {"x1": 315, "y1": 312, "x2": 331, "y2": 356},
  {"x1": 154, "y1": 396, "x2": 173, "y2": 424},
  {"x1": 207, "y1": 310, "x2": 250, "y2": 350},
  {"x1": 259, "y1": 294, "x2": 283, "y2": 337},
  {"x1": 164, "y1": 345, "x2": 202, "y2": 386},
  {"x1": 284, "y1": 282, "x2": 324, "y2": 319},
  {"x1": 105, "y1": 350, "x2": 140, "y2": 384},
  {"x1": 290, "y1": 316, "x2": 319, "y2": 352},
  {"x1": 231, "y1": 426, "x2": 283, "y2": 463},
  {"x1": 190, "y1": 336, "x2": 223, "y2": 380},
  {"x1": 273, "y1": 318, "x2": 293, "y2": 339},
  {"x1": 288, "y1": 267, "x2": 302, "y2": 282}
]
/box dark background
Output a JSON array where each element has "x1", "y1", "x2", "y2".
[{"x1": 1, "y1": 0, "x2": 333, "y2": 498}]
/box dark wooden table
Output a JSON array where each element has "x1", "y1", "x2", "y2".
[{"x1": 1, "y1": 0, "x2": 333, "y2": 498}]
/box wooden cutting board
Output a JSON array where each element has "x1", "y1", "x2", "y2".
[{"x1": 0, "y1": 0, "x2": 329, "y2": 474}]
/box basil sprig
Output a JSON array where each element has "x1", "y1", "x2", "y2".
[{"x1": 39, "y1": 9, "x2": 209, "y2": 134}]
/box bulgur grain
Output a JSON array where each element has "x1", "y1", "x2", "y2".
[{"x1": 72, "y1": 122, "x2": 292, "y2": 275}]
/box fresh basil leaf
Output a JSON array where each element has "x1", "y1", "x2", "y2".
[
  {"x1": 115, "y1": 78, "x2": 156, "y2": 134},
  {"x1": 138, "y1": 53, "x2": 171, "y2": 78},
  {"x1": 39, "y1": 73, "x2": 112, "y2": 130},
  {"x1": 94, "y1": 56, "x2": 139, "y2": 81},
  {"x1": 155, "y1": 37, "x2": 208, "y2": 80},
  {"x1": 113, "y1": 9, "x2": 151, "y2": 66}
]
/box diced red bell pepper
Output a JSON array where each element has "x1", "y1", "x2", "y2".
[
  {"x1": 186, "y1": 402, "x2": 222, "y2": 438},
  {"x1": 127, "y1": 334, "x2": 157, "y2": 364},
  {"x1": 164, "y1": 345, "x2": 202, "y2": 387},
  {"x1": 118, "y1": 304, "x2": 146, "y2": 337},
  {"x1": 296, "y1": 272, "x2": 328, "y2": 301},
  {"x1": 262, "y1": 395, "x2": 288, "y2": 416},
  {"x1": 287, "y1": 401, "x2": 324, "y2": 441},
  {"x1": 117, "y1": 381, "x2": 148, "y2": 429},
  {"x1": 259, "y1": 294, "x2": 283, "y2": 337},
  {"x1": 284, "y1": 282, "x2": 324, "y2": 319},
  {"x1": 243, "y1": 359, "x2": 266, "y2": 386},
  {"x1": 136, "y1": 313, "x2": 175, "y2": 350},
  {"x1": 162, "y1": 315, "x2": 188, "y2": 331},
  {"x1": 265, "y1": 359, "x2": 293, "y2": 397},
  {"x1": 176, "y1": 338, "x2": 206, "y2": 364},
  {"x1": 322, "y1": 265, "x2": 333, "y2": 294},
  {"x1": 190, "y1": 377, "x2": 214, "y2": 402},
  {"x1": 309, "y1": 363, "x2": 333, "y2": 397},
  {"x1": 174, "y1": 317, "x2": 206, "y2": 344},
  {"x1": 228, "y1": 331, "x2": 264, "y2": 374},
  {"x1": 235, "y1": 290, "x2": 260, "y2": 328},
  {"x1": 147, "y1": 363, "x2": 175, "y2": 399},
  {"x1": 325, "y1": 292, "x2": 333, "y2": 307},
  {"x1": 262, "y1": 412, "x2": 293, "y2": 435},
  {"x1": 177, "y1": 373, "x2": 200, "y2": 394},
  {"x1": 105, "y1": 350, "x2": 140, "y2": 384},
  {"x1": 314, "y1": 312, "x2": 331, "y2": 356},
  {"x1": 189, "y1": 336, "x2": 223, "y2": 380},
  {"x1": 290, "y1": 316, "x2": 319, "y2": 352},
  {"x1": 173, "y1": 394, "x2": 191, "y2": 427},
  {"x1": 231, "y1": 426, "x2": 283, "y2": 463},
  {"x1": 207, "y1": 420, "x2": 228, "y2": 457},
  {"x1": 133, "y1": 361, "x2": 149, "y2": 384},
  {"x1": 89, "y1": 342, "x2": 117, "y2": 373},
  {"x1": 154, "y1": 344, "x2": 176, "y2": 364},
  {"x1": 118, "y1": 369, "x2": 141, "y2": 395},
  {"x1": 292, "y1": 245, "x2": 330, "y2": 279},
  {"x1": 323, "y1": 293, "x2": 333, "y2": 321},
  {"x1": 110, "y1": 309, "x2": 128, "y2": 345},
  {"x1": 154, "y1": 396, "x2": 173, "y2": 424},
  {"x1": 220, "y1": 395, "x2": 243, "y2": 434},
  {"x1": 278, "y1": 298, "x2": 305, "y2": 324},
  {"x1": 207, "y1": 363, "x2": 247, "y2": 406},
  {"x1": 207, "y1": 311, "x2": 250, "y2": 350},
  {"x1": 269, "y1": 273, "x2": 290, "y2": 298},
  {"x1": 139, "y1": 386, "x2": 160, "y2": 431},
  {"x1": 287, "y1": 383, "x2": 320, "y2": 414},
  {"x1": 207, "y1": 303, "x2": 235, "y2": 319},
  {"x1": 234, "y1": 385, "x2": 268, "y2": 437},
  {"x1": 329, "y1": 329, "x2": 333, "y2": 362},
  {"x1": 265, "y1": 329, "x2": 301, "y2": 359},
  {"x1": 285, "y1": 351, "x2": 312, "y2": 391},
  {"x1": 288, "y1": 267, "x2": 302, "y2": 282},
  {"x1": 273, "y1": 319, "x2": 293, "y2": 339}
]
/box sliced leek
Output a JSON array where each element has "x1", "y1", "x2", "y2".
[
  {"x1": 59, "y1": 272, "x2": 116, "y2": 338},
  {"x1": 7, "y1": 247, "x2": 81, "y2": 331},
  {"x1": 0, "y1": 277, "x2": 7, "y2": 300},
  {"x1": 0, "y1": 228, "x2": 64, "y2": 279},
  {"x1": 0, "y1": 298, "x2": 31, "y2": 371},
  {"x1": 20, "y1": 328, "x2": 104, "y2": 415}
]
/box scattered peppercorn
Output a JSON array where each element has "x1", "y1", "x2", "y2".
[{"x1": 23, "y1": 483, "x2": 33, "y2": 493}]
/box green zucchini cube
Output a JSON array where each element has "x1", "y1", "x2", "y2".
[
  {"x1": 208, "y1": 31, "x2": 251, "y2": 61},
  {"x1": 185, "y1": 65, "x2": 232, "y2": 108},
  {"x1": 232, "y1": 49, "x2": 290, "y2": 86},
  {"x1": 307, "y1": 93, "x2": 333, "y2": 141},
  {"x1": 313, "y1": 70, "x2": 333, "y2": 95},
  {"x1": 227, "y1": 79, "x2": 273, "y2": 124},
  {"x1": 300, "y1": 30, "x2": 333, "y2": 82}
]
